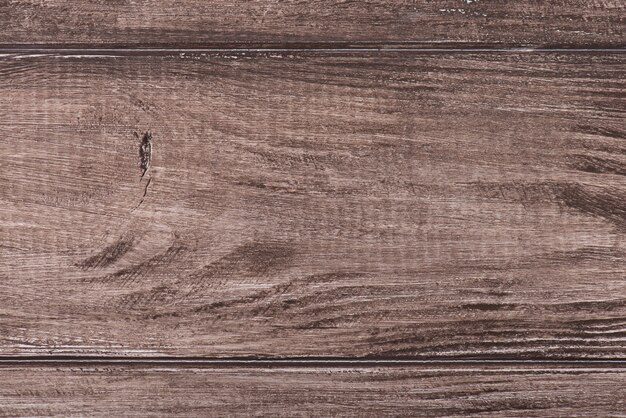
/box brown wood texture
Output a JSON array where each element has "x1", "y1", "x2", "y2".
[
  {"x1": 0, "y1": 363, "x2": 624, "y2": 416},
  {"x1": 0, "y1": 0, "x2": 624, "y2": 48},
  {"x1": 0, "y1": 52, "x2": 625, "y2": 358}
]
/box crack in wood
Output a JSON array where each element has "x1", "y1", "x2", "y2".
[
  {"x1": 139, "y1": 130, "x2": 152, "y2": 179},
  {"x1": 132, "y1": 130, "x2": 153, "y2": 211}
]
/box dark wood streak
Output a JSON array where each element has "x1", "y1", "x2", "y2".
[
  {"x1": 75, "y1": 235, "x2": 135, "y2": 270},
  {"x1": 569, "y1": 154, "x2": 626, "y2": 177},
  {"x1": 0, "y1": 52, "x2": 624, "y2": 358},
  {"x1": 0, "y1": 364, "x2": 625, "y2": 416},
  {"x1": 0, "y1": 0, "x2": 624, "y2": 48},
  {"x1": 559, "y1": 184, "x2": 626, "y2": 230}
]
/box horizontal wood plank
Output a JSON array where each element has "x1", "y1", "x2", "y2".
[
  {"x1": 0, "y1": 1, "x2": 624, "y2": 48},
  {"x1": 0, "y1": 52, "x2": 625, "y2": 358},
  {"x1": 0, "y1": 363, "x2": 625, "y2": 416}
]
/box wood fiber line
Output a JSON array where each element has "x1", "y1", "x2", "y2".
[
  {"x1": 0, "y1": 364, "x2": 625, "y2": 416},
  {"x1": 0, "y1": 52, "x2": 625, "y2": 359},
  {"x1": 0, "y1": 0, "x2": 624, "y2": 49}
]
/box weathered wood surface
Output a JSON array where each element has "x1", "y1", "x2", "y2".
[
  {"x1": 0, "y1": 1, "x2": 624, "y2": 48},
  {"x1": 0, "y1": 52, "x2": 625, "y2": 358},
  {"x1": 0, "y1": 364, "x2": 624, "y2": 417}
]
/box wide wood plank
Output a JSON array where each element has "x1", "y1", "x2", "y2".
[
  {"x1": 0, "y1": 52, "x2": 625, "y2": 358},
  {"x1": 0, "y1": 363, "x2": 624, "y2": 416},
  {"x1": 1, "y1": 1, "x2": 624, "y2": 48}
]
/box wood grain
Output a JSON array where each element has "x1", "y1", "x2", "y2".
[
  {"x1": 0, "y1": 363, "x2": 624, "y2": 416},
  {"x1": 0, "y1": 1, "x2": 624, "y2": 48},
  {"x1": 0, "y1": 52, "x2": 625, "y2": 358}
]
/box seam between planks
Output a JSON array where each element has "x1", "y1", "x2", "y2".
[
  {"x1": 0, "y1": 48, "x2": 626, "y2": 56},
  {"x1": 1, "y1": 358, "x2": 626, "y2": 367}
]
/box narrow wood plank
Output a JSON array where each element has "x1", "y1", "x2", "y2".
[
  {"x1": 0, "y1": 364, "x2": 624, "y2": 417},
  {"x1": 0, "y1": 52, "x2": 625, "y2": 358},
  {"x1": 1, "y1": 1, "x2": 624, "y2": 48}
]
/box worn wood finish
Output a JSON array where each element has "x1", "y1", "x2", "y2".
[
  {"x1": 0, "y1": 364, "x2": 624, "y2": 416},
  {"x1": 1, "y1": 1, "x2": 624, "y2": 48},
  {"x1": 1, "y1": 52, "x2": 625, "y2": 358}
]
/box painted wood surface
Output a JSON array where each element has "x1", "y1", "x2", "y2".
[
  {"x1": 0, "y1": 363, "x2": 625, "y2": 416},
  {"x1": 0, "y1": 1, "x2": 624, "y2": 48},
  {"x1": 1, "y1": 52, "x2": 624, "y2": 358}
]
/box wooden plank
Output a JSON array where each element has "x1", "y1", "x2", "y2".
[
  {"x1": 0, "y1": 363, "x2": 624, "y2": 416},
  {"x1": 0, "y1": 52, "x2": 625, "y2": 358},
  {"x1": 0, "y1": 1, "x2": 624, "y2": 48}
]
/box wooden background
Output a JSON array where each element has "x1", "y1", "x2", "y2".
[{"x1": 0, "y1": 1, "x2": 625, "y2": 416}]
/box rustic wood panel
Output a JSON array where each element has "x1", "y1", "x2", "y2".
[
  {"x1": 0, "y1": 52, "x2": 625, "y2": 358},
  {"x1": 1, "y1": 1, "x2": 624, "y2": 48},
  {"x1": 0, "y1": 363, "x2": 625, "y2": 416}
]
